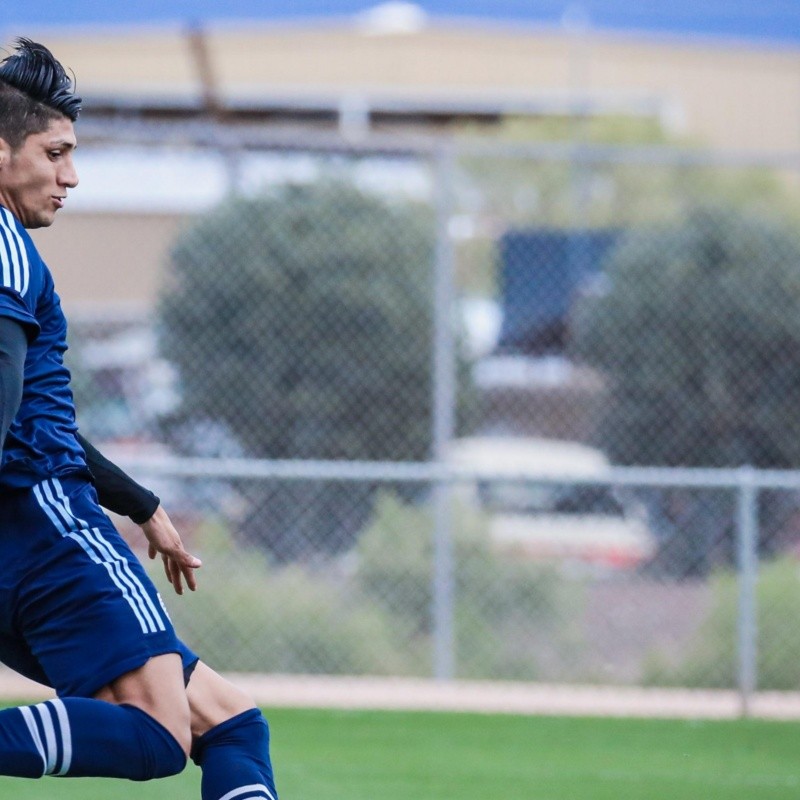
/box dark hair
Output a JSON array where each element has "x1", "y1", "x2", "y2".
[{"x1": 0, "y1": 38, "x2": 81, "y2": 149}]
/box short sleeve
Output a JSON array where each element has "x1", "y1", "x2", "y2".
[
  {"x1": 0, "y1": 287, "x2": 40, "y2": 341},
  {"x1": 0, "y1": 209, "x2": 42, "y2": 341}
]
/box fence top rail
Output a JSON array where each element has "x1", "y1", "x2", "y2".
[
  {"x1": 116, "y1": 455, "x2": 800, "y2": 491},
  {"x1": 75, "y1": 119, "x2": 800, "y2": 169}
]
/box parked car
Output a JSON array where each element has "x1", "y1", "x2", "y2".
[{"x1": 447, "y1": 436, "x2": 655, "y2": 571}]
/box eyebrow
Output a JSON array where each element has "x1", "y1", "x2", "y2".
[{"x1": 47, "y1": 139, "x2": 77, "y2": 151}]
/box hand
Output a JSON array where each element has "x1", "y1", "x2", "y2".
[{"x1": 138, "y1": 505, "x2": 202, "y2": 595}]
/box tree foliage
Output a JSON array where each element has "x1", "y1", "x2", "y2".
[
  {"x1": 158, "y1": 182, "x2": 471, "y2": 558},
  {"x1": 575, "y1": 206, "x2": 800, "y2": 469},
  {"x1": 572, "y1": 206, "x2": 800, "y2": 577}
]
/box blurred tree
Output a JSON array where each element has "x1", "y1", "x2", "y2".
[
  {"x1": 574, "y1": 206, "x2": 800, "y2": 574},
  {"x1": 576, "y1": 205, "x2": 800, "y2": 468},
  {"x1": 159, "y1": 182, "x2": 473, "y2": 559},
  {"x1": 452, "y1": 116, "x2": 798, "y2": 298}
]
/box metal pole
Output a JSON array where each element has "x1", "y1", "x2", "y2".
[
  {"x1": 736, "y1": 467, "x2": 759, "y2": 717},
  {"x1": 431, "y1": 143, "x2": 457, "y2": 680}
]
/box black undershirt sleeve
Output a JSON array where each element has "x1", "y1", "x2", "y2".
[
  {"x1": 76, "y1": 433, "x2": 160, "y2": 524},
  {"x1": 0, "y1": 316, "x2": 27, "y2": 458},
  {"x1": 0, "y1": 314, "x2": 159, "y2": 524}
]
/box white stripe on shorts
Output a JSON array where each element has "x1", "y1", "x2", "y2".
[
  {"x1": 33, "y1": 480, "x2": 167, "y2": 634},
  {"x1": 83, "y1": 526, "x2": 165, "y2": 633},
  {"x1": 38, "y1": 479, "x2": 87, "y2": 535},
  {"x1": 51, "y1": 479, "x2": 88, "y2": 529},
  {"x1": 32, "y1": 483, "x2": 69, "y2": 536},
  {"x1": 66, "y1": 530, "x2": 154, "y2": 634}
]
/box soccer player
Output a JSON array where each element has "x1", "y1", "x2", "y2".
[{"x1": 0, "y1": 38, "x2": 277, "y2": 799}]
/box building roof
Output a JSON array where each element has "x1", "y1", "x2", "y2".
[{"x1": 8, "y1": 19, "x2": 799, "y2": 154}]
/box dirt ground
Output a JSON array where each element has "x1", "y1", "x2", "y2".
[{"x1": 1, "y1": 668, "x2": 798, "y2": 720}]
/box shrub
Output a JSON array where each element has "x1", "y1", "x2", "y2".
[
  {"x1": 156, "y1": 520, "x2": 420, "y2": 675},
  {"x1": 355, "y1": 492, "x2": 584, "y2": 680},
  {"x1": 643, "y1": 557, "x2": 800, "y2": 690}
]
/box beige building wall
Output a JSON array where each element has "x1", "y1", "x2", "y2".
[
  {"x1": 31, "y1": 213, "x2": 186, "y2": 315},
  {"x1": 36, "y1": 22, "x2": 800, "y2": 153}
]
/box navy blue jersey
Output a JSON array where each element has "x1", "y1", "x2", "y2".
[{"x1": 0, "y1": 205, "x2": 87, "y2": 487}]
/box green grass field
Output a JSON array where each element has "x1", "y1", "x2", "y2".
[{"x1": 0, "y1": 707, "x2": 797, "y2": 799}]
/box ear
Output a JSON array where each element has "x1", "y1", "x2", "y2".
[{"x1": 0, "y1": 137, "x2": 11, "y2": 168}]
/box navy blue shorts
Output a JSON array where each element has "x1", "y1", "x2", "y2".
[{"x1": 0, "y1": 475, "x2": 198, "y2": 697}]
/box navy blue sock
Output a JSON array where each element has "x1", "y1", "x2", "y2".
[
  {"x1": 0, "y1": 698, "x2": 186, "y2": 780},
  {"x1": 191, "y1": 708, "x2": 278, "y2": 800}
]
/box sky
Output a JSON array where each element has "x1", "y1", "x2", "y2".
[{"x1": 3, "y1": 0, "x2": 799, "y2": 46}]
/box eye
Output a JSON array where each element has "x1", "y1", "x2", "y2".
[{"x1": 49, "y1": 150, "x2": 63, "y2": 160}]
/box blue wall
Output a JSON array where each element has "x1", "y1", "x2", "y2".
[{"x1": 498, "y1": 229, "x2": 619, "y2": 355}]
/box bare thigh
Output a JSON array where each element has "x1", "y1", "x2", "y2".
[
  {"x1": 186, "y1": 661, "x2": 256, "y2": 738},
  {"x1": 94, "y1": 652, "x2": 192, "y2": 755}
]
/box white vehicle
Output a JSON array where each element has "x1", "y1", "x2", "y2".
[{"x1": 447, "y1": 436, "x2": 656, "y2": 571}]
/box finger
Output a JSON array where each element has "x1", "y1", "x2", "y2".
[
  {"x1": 179, "y1": 550, "x2": 202, "y2": 570},
  {"x1": 149, "y1": 544, "x2": 157, "y2": 560},
  {"x1": 173, "y1": 551, "x2": 202, "y2": 585},
  {"x1": 169, "y1": 559, "x2": 184, "y2": 595},
  {"x1": 158, "y1": 547, "x2": 201, "y2": 595},
  {"x1": 162, "y1": 554, "x2": 172, "y2": 587},
  {"x1": 182, "y1": 561, "x2": 198, "y2": 592}
]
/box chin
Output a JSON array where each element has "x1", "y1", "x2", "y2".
[{"x1": 26, "y1": 214, "x2": 55, "y2": 230}]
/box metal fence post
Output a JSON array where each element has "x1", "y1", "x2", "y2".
[
  {"x1": 736, "y1": 467, "x2": 759, "y2": 717},
  {"x1": 431, "y1": 143, "x2": 457, "y2": 680}
]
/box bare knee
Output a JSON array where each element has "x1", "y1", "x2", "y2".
[{"x1": 94, "y1": 653, "x2": 192, "y2": 756}]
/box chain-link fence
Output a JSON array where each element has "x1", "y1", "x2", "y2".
[{"x1": 62, "y1": 125, "x2": 800, "y2": 706}]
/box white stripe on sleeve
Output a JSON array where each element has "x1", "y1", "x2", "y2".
[{"x1": 0, "y1": 209, "x2": 29, "y2": 295}]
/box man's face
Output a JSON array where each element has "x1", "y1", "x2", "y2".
[{"x1": 0, "y1": 116, "x2": 78, "y2": 229}]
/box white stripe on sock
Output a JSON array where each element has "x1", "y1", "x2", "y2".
[
  {"x1": 49, "y1": 699, "x2": 72, "y2": 776},
  {"x1": 33, "y1": 703, "x2": 57, "y2": 775},
  {"x1": 218, "y1": 784, "x2": 276, "y2": 800},
  {"x1": 18, "y1": 707, "x2": 46, "y2": 777}
]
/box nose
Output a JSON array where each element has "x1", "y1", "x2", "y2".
[{"x1": 59, "y1": 156, "x2": 79, "y2": 189}]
